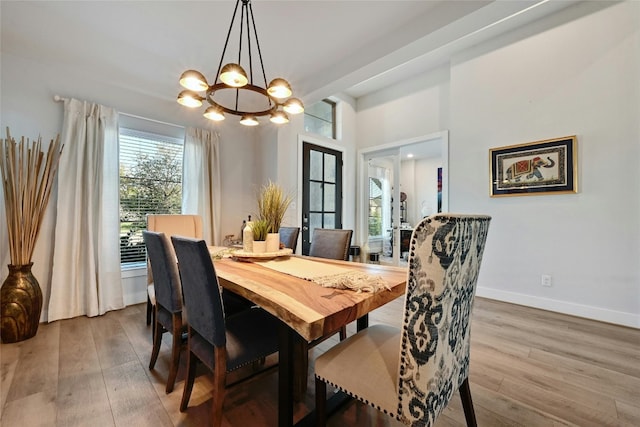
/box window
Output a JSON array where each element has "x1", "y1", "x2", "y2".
[
  {"x1": 304, "y1": 99, "x2": 336, "y2": 139},
  {"x1": 369, "y1": 177, "x2": 383, "y2": 237},
  {"x1": 119, "y1": 128, "x2": 184, "y2": 264}
]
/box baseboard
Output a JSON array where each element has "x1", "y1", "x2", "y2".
[{"x1": 476, "y1": 286, "x2": 639, "y2": 329}]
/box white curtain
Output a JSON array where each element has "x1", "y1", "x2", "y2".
[
  {"x1": 182, "y1": 127, "x2": 221, "y2": 245},
  {"x1": 48, "y1": 98, "x2": 123, "y2": 321}
]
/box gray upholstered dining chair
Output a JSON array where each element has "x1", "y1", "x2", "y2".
[
  {"x1": 142, "y1": 230, "x2": 187, "y2": 394},
  {"x1": 279, "y1": 226, "x2": 300, "y2": 252},
  {"x1": 308, "y1": 228, "x2": 353, "y2": 341},
  {"x1": 146, "y1": 214, "x2": 252, "y2": 334},
  {"x1": 308, "y1": 228, "x2": 352, "y2": 261},
  {"x1": 145, "y1": 214, "x2": 203, "y2": 331},
  {"x1": 171, "y1": 236, "x2": 280, "y2": 427},
  {"x1": 315, "y1": 214, "x2": 491, "y2": 427}
]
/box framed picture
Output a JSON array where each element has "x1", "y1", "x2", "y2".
[{"x1": 490, "y1": 136, "x2": 577, "y2": 197}]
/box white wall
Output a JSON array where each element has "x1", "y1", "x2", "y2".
[
  {"x1": 403, "y1": 157, "x2": 442, "y2": 225},
  {"x1": 355, "y1": 1, "x2": 640, "y2": 327}
]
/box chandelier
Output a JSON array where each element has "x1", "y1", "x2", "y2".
[{"x1": 177, "y1": 0, "x2": 304, "y2": 126}]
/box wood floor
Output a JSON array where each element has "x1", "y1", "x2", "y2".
[{"x1": 1, "y1": 297, "x2": 639, "y2": 426}]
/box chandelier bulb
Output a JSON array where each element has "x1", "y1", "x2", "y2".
[
  {"x1": 270, "y1": 110, "x2": 289, "y2": 124},
  {"x1": 239, "y1": 114, "x2": 259, "y2": 126},
  {"x1": 204, "y1": 106, "x2": 225, "y2": 121},
  {"x1": 267, "y1": 78, "x2": 292, "y2": 99},
  {"x1": 220, "y1": 63, "x2": 248, "y2": 88},
  {"x1": 283, "y1": 98, "x2": 304, "y2": 115},
  {"x1": 179, "y1": 70, "x2": 208, "y2": 91},
  {"x1": 177, "y1": 90, "x2": 203, "y2": 108}
]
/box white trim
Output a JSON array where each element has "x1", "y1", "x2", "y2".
[{"x1": 476, "y1": 286, "x2": 640, "y2": 329}]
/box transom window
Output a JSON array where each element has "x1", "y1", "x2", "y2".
[
  {"x1": 119, "y1": 128, "x2": 183, "y2": 264},
  {"x1": 304, "y1": 99, "x2": 336, "y2": 139}
]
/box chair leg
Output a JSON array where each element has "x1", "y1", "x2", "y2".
[
  {"x1": 459, "y1": 378, "x2": 477, "y2": 427},
  {"x1": 165, "y1": 316, "x2": 182, "y2": 394},
  {"x1": 146, "y1": 295, "x2": 152, "y2": 325},
  {"x1": 211, "y1": 347, "x2": 227, "y2": 427},
  {"x1": 149, "y1": 308, "x2": 163, "y2": 370},
  {"x1": 339, "y1": 325, "x2": 346, "y2": 341},
  {"x1": 151, "y1": 307, "x2": 156, "y2": 339},
  {"x1": 180, "y1": 348, "x2": 198, "y2": 412},
  {"x1": 315, "y1": 376, "x2": 327, "y2": 427}
]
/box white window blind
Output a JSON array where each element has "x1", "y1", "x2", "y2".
[{"x1": 119, "y1": 127, "x2": 184, "y2": 264}]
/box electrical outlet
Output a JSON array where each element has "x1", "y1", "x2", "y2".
[{"x1": 541, "y1": 274, "x2": 552, "y2": 287}]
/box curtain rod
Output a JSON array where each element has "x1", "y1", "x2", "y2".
[{"x1": 53, "y1": 95, "x2": 185, "y2": 130}]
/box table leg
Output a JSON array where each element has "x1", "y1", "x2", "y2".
[
  {"x1": 357, "y1": 314, "x2": 369, "y2": 331},
  {"x1": 292, "y1": 339, "x2": 309, "y2": 400}
]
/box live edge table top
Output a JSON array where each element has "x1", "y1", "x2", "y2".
[{"x1": 211, "y1": 254, "x2": 407, "y2": 342}]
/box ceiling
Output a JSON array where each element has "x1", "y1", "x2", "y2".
[{"x1": 1, "y1": 1, "x2": 578, "y2": 106}]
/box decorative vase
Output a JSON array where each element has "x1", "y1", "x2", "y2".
[
  {"x1": 266, "y1": 232, "x2": 280, "y2": 252},
  {"x1": 242, "y1": 221, "x2": 254, "y2": 252},
  {"x1": 252, "y1": 240, "x2": 267, "y2": 253},
  {"x1": 1, "y1": 263, "x2": 43, "y2": 343}
]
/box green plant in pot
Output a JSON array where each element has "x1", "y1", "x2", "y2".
[
  {"x1": 251, "y1": 219, "x2": 269, "y2": 253},
  {"x1": 256, "y1": 181, "x2": 292, "y2": 252},
  {"x1": 0, "y1": 128, "x2": 63, "y2": 343}
]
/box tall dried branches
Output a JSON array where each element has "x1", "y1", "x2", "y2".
[{"x1": 0, "y1": 127, "x2": 63, "y2": 265}]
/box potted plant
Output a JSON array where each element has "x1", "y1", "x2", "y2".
[
  {"x1": 256, "y1": 181, "x2": 292, "y2": 252},
  {"x1": 251, "y1": 219, "x2": 269, "y2": 253},
  {"x1": 0, "y1": 128, "x2": 63, "y2": 343}
]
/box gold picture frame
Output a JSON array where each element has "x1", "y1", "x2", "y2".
[{"x1": 490, "y1": 136, "x2": 577, "y2": 197}]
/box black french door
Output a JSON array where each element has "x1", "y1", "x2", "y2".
[{"x1": 301, "y1": 142, "x2": 343, "y2": 255}]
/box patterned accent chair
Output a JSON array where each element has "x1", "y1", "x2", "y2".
[
  {"x1": 142, "y1": 231, "x2": 186, "y2": 393},
  {"x1": 171, "y1": 236, "x2": 280, "y2": 427},
  {"x1": 315, "y1": 214, "x2": 491, "y2": 426}
]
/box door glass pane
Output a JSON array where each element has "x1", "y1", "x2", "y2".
[
  {"x1": 324, "y1": 183, "x2": 335, "y2": 211},
  {"x1": 309, "y1": 213, "x2": 322, "y2": 241},
  {"x1": 310, "y1": 150, "x2": 323, "y2": 180},
  {"x1": 323, "y1": 214, "x2": 335, "y2": 229},
  {"x1": 324, "y1": 153, "x2": 336, "y2": 183},
  {"x1": 310, "y1": 182, "x2": 322, "y2": 211}
]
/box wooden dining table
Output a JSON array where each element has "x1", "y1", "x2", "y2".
[{"x1": 209, "y1": 250, "x2": 407, "y2": 427}]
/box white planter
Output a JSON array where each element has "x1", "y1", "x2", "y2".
[
  {"x1": 252, "y1": 240, "x2": 267, "y2": 253},
  {"x1": 266, "y1": 232, "x2": 280, "y2": 252}
]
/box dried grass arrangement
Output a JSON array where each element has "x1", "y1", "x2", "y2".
[
  {"x1": 256, "y1": 181, "x2": 292, "y2": 233},
  {"x1": 0, "y1": 128, "x2": 64, "y2": 265}
]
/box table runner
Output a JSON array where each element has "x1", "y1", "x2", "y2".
[{"x1": 256, "y1": 257, "x2": 390, "y2": 293}]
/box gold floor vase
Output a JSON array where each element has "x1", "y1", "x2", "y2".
[{"x1": 1, "y1": 263, "x2": 43, "y2": 343}]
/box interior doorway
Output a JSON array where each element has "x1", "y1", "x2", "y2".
[{"x1": 358, "y1": 131, "x2": 448, "y2": 266}]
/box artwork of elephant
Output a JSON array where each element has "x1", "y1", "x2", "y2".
[{"x1": 504, "y1": 156, "x2": 555, "y2": 182}]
